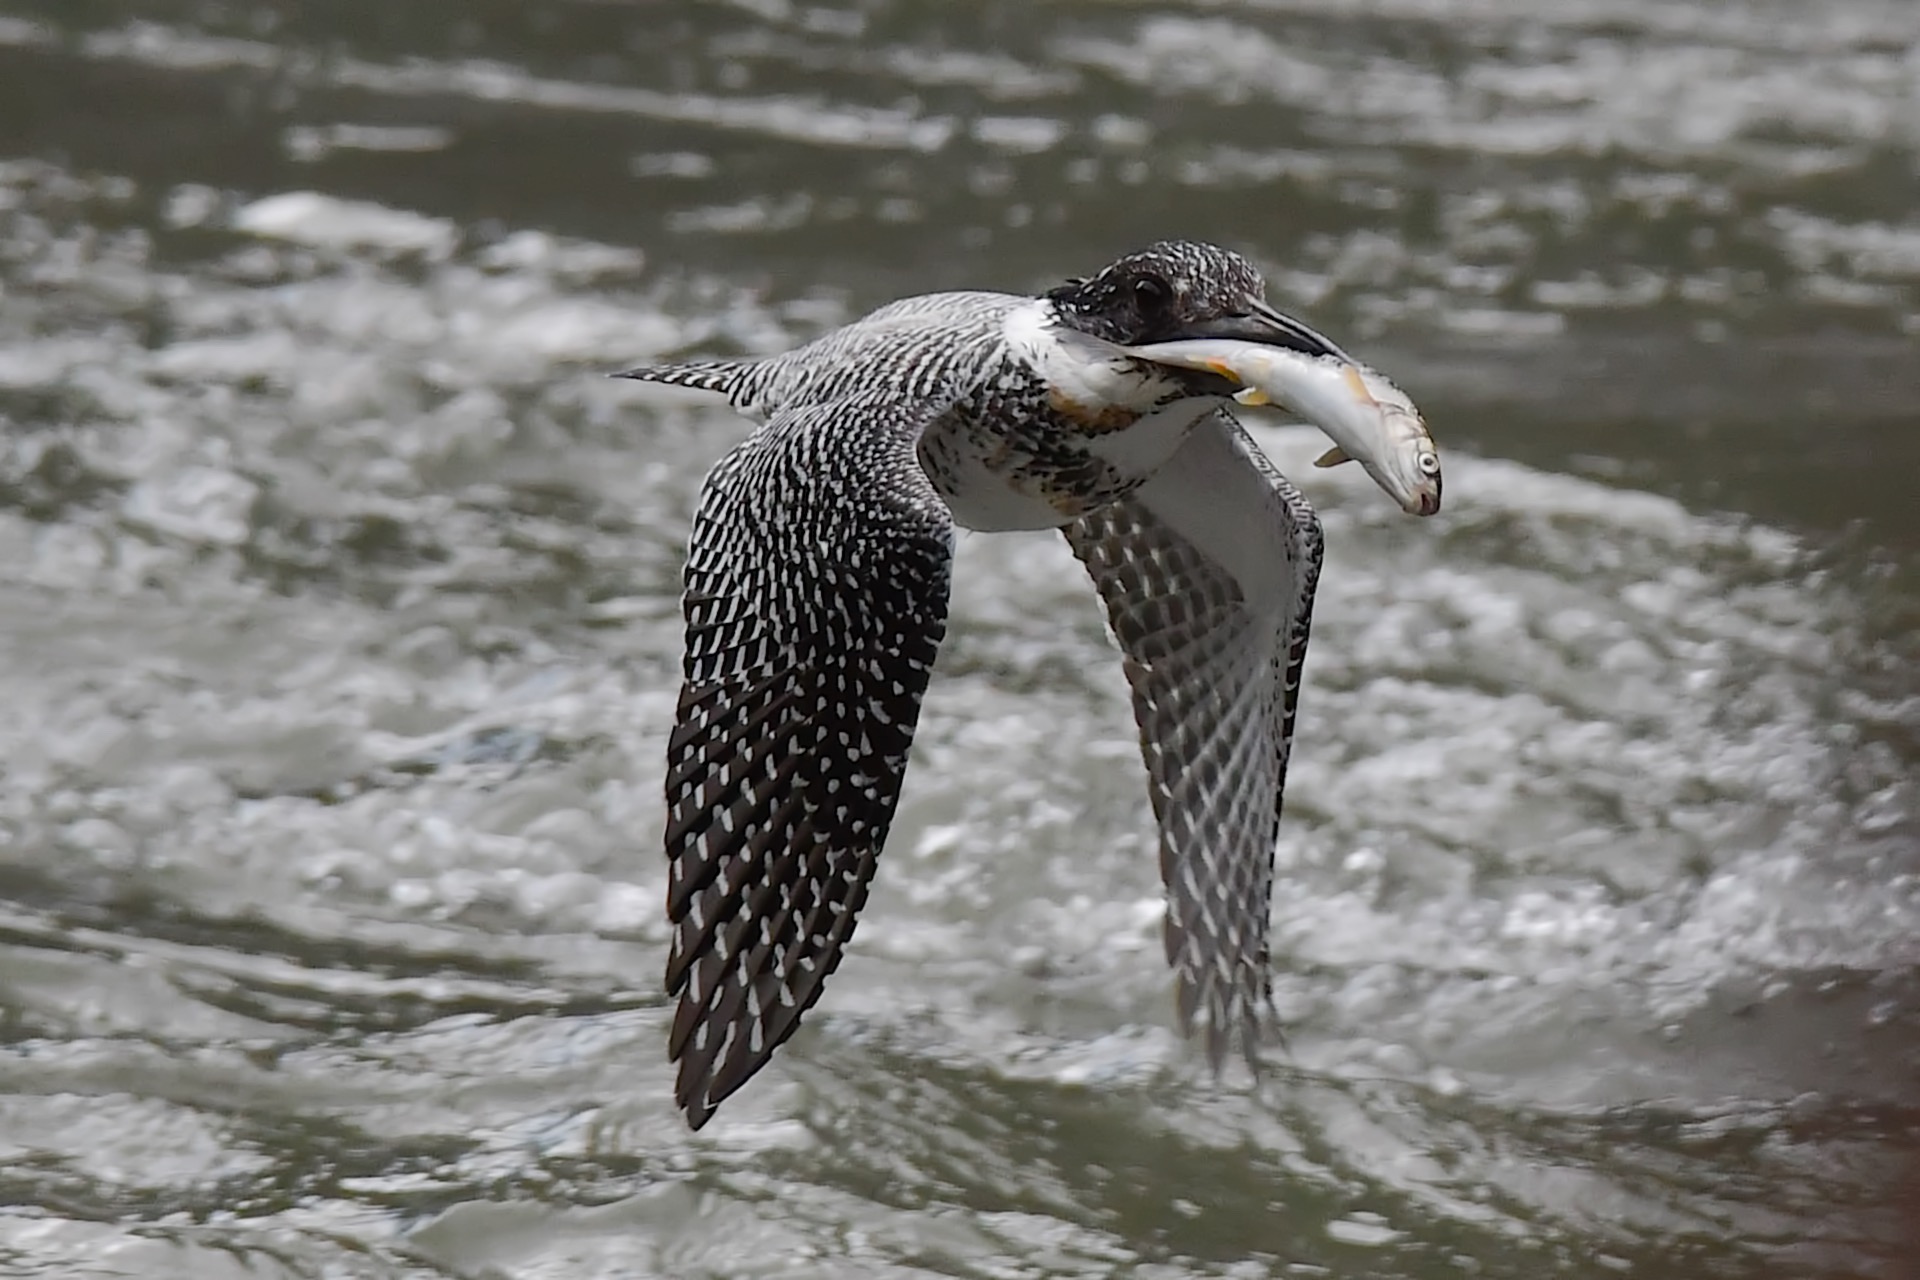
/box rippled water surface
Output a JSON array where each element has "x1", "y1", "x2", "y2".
[{"x1": 0, "y1": 1, "x2": 1917, "y2": 1276}]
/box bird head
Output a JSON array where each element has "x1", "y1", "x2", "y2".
[{"x1": 1045, "y1": 240, "x2": 1351, "y2": 366}]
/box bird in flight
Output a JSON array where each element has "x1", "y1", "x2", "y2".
[{"x1": 619, "y1": 240, "x2": 1420, "y2": 1129}]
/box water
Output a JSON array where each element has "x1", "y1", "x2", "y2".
[{"x1": 0, "y1": 1, "x2": 1916, "y2": 1276}]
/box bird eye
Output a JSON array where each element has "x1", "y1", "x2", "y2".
[
  {"x1": 1132, "y1": 275, "x2": 1171, "y2": 311},
  {"x1": 1418, "y1": 452, "x2": 1440, "y2": 475}
]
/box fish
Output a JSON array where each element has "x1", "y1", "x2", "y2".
[{"x1": 1124, "y1": 337, "x2": 1442, "y2": 517}]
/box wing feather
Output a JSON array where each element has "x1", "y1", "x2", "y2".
[
  {"x1": 1063, "y1": 411, "x2": 1323, "y2": 1068},
  {"x1": 664, "y1": 391, "x2": 956, "y2": 1128}
]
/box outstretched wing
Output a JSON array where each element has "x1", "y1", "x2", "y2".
[
  {"x1": 664, "y1": 391, "x2": 957, "y2": 1128},
  {"x1": 1063, "y1": 411, "x2": 1323, "y2": 1070}
]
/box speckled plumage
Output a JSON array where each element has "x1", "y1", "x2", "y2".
[
  {"x1": 661, "y1": 389, "x2": 956, "y2": 1125},
  {"x1": 1063, "y1": 413, "x2": 1322, "y2": 1069},
  {"x1": 621, "y1": 241, "x2": 1333, "y2": 1128}
]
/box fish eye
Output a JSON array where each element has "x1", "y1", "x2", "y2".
[
  {"x1": 1417, "y1": 453, "x2": 1440, "y2": 476},
  {"x1": 1132, "y1": 275, "x2": 1172, "y2": 311}
]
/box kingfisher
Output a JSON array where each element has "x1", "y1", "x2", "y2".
[{"x1": 620, "y1": 240, "x2": 1355, "y2": 1129}]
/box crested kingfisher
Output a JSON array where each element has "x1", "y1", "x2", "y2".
[{"x1": 620, "y1": 240, "x2": 1347, "y2": 1129}]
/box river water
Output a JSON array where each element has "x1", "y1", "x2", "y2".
[{"x1": 0, "y1": 2, "x2": 1916, "y2": 1277}]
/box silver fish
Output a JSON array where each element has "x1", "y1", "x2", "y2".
[{"x1": 1126, "y1": 338, "x2": 1442, "y2": 516}]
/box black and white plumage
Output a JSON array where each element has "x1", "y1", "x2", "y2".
[
  {"x1": 620, "y1": 240, "x2": 1342, "y2": 1129},
  {"x1": 1063, "y1": 420, "x2": 1323, "y2": 1072}
]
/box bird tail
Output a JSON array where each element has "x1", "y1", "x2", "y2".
[{"x1": 613, "y1": 358, "x2": 754, "y2": 401}]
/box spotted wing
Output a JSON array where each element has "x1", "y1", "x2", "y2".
[
  {"x1": 664, "y1": 392, "x2": 957, "y2": 1128},
  {"x1": 1063, "y1": 411, "x2": 1323, "y2": 1069}
]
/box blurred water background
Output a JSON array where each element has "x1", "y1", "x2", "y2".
[{"x1": 0, "y1": 1, "x2": 1917, "y2": 1276}]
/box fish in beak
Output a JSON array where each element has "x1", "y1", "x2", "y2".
[{"x1": 1128, "y1": 308, "x2": 1441, "y2": 517}]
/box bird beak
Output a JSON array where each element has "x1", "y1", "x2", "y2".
[{"x1": 1173, "y1": 298, "x2": 1353, "y2": 363}]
